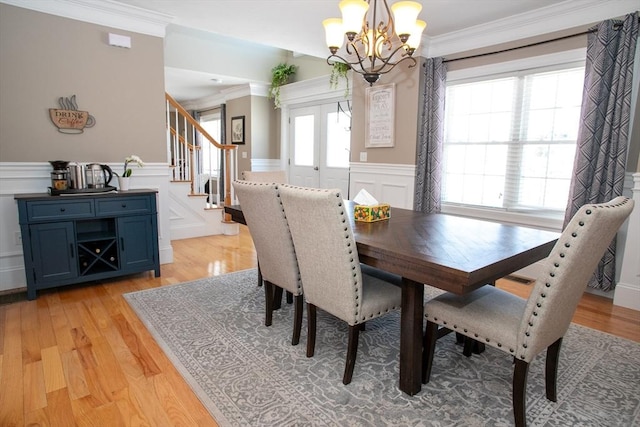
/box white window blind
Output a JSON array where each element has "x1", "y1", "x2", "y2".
[{"x1": 442, "y1": 65, "x2": 585, "y2": 214}]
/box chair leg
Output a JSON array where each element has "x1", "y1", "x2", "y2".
[
  {"x1": 462, "y1": 337, "x2": 473, "y2": 357},
  {"x1": 286, "y1": 291, "x2": 293, "y2": 304},
  {"x1": 513, "y1": 358, "x2": 530, "y2": 427},
  {"x1": 343, "y1": 324, "x2": 361, "y2": 385},
  {"x1": 306, "y1": 303, "x2": 317, "y2": 357},
  {"x1": 257, "y1": 263, "x2": 263, "y2": 287},
  {"x1": 273, "y1": 286, "x2": 283, "y2": 310},
  {"x1": 422, "y1": 321, "x2": 438, "y2": 384},
  {"x1": 264, "y1": 281, "x2": 274, "y2": 327},
  {"x1": 291, "y1": 295, "x2": 303, "y2": 346},
  {"x1": 545, "y1": 338, "x2": 563, "y2": 402}
]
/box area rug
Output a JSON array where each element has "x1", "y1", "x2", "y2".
[{"x1": 124, "y1": 269, "x2": 640, "y2": 426}]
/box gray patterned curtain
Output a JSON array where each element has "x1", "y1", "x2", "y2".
[
  {"x1": 564, "y1": 12, "x2": 639, "y2": 291},
  {"x1": 414, "y1": 57, "x2": 447, "y2": 213}
]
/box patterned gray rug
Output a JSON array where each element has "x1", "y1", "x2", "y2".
[{"x1": 124, "y1": 269, "x2": 640, "y2": 426}]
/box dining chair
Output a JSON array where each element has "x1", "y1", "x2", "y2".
[
  {"x1": 279, "y1": 184, "x2": 402, "y2": 385},
  {"x1": 232, "y1": 180, "x2": 303, "y2": 345},
  {"x1": 243, "y1": 170, "x2": 287, "y2": 183},
  {"x1": 422, "y1": 196, "x2": 634, "y2": 427},
  {"x1": 242, "y1": 169, "x2": 287, "y2": 291}
]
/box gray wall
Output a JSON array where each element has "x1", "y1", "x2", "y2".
[{"x1": 0, "y1": 4, "x2": 166, "y2": 164}]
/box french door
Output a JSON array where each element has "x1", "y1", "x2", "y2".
[{"x1": 288, "y1": 102, "x2": 351, "y2": 197}]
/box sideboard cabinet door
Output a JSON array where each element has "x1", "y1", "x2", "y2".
[
  {"x1": 118, "y1": 216, "x2": 156, "y2": 271},
  {"x1": 30, "y1": 222, "x2": 78, "y2": 284}
]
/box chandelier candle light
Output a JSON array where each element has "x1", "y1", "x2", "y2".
[{"x1": 323, "y1": 0, "x2": 426, "y2": 85}]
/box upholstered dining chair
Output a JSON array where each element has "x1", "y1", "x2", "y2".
[
  {"x1": 243, "y1": 170, "x2": 287, "y2": 183},
  {"x1": 422, "y1": 196, "x2": 634, "y2": 427},
  {"x1": 241, "y1": 169, "x2": 287, "y2": 291},
  {"x1": 232, "y1": 180, "x2": 303, "y2": 346},
  {"x1": 279, "y1": 184, "x2": 402, "y2": 385}
]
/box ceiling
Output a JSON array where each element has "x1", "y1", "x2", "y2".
[{"x1": 113, "y1": 0, "x2": 568, "y2": 100}]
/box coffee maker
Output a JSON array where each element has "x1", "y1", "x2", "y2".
[{"x1": 48, "y1": 161, "x2": 114, "y2": 192}]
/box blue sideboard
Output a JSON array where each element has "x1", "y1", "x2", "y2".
[{"x1": 15, "y1": 189, "x2": 161, "y2": 300}]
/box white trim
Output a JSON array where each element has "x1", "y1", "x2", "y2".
[
  {"x1": 250, "y1": 159, "x2": 283, "y2": 172},
  {"x1": 0, "y1": 0, "x2": 173, "y2": 37},
  {"x1": 613, "y1": 172, "x2": 640, "y2": 309},
  {"x1": 279, "y1": 75, "x2": 351, "y2": 107},
  {"x1": 424, "y1": 0, "x2": 640, "y2": 58},
  {"x1": 349, "y1": 162, "x2": 415, "y2": 210},
  {"x1": 181, "y1": 83, "x2": 269, "y2": 111}
]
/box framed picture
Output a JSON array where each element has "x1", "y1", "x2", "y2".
[
  {"x1": 231, "y1": 116, "x2": 245, "y2": 144},
  {"x1": 365, "y1": 84, "x2": 395, "y2": 148}
]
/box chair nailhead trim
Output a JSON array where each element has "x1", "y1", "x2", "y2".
[
  {"x1": 550, "y1": 272, "x2": 555, "y2": 277},
  {"x1": 554, "y1": 262, "x2": 559, "y2": 267},
  {"x1": 565, "y1": 243, "x2": 571, "y2": 247},
  {"x1": 464, "y1": 328, "x2": 468, "y2": 332},
  {"x1": 579, "y1": 221, "x2": 584, "y2": 226},
  {"x1": 523, "y1": 344, "x2": 528, "y2": 348},
  {"x1": 541, "y1": 293, "x2": 546, "y2": 297},
  {"x1": 586, "y1": 209, "x2": 592, "y2": 214},
  {"x1": 545, "y1": 283, "x2": 551, "y2": 288},
  {"x1": 509, "y1": 349, "x2": 514, "y2": 353},
  {"x1": 560, "y1": 253, "x2": 565, "y2": 257},
  {"x1": 497, "y1": 343, "x2": 502, "y2": 347},
  {"x1": 536, "y1": 303, "x2": 541, "y2": 307}
]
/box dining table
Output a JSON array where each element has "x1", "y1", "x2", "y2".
[{"x1": 224, "y1": 202, "x2": 559, "y2": 396}]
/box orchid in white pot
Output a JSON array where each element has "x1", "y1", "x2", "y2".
[{"x1": 122, "y1": 154, "x2": 144, "y2": 177}]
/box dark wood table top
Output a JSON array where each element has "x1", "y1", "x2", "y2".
[{"x1": 225, "y1": 202, "x2": 559, "y2": 295}]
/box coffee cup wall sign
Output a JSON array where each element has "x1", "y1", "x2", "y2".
[{"x1": 49, "y1": 95, "x2": 96, "y2": 134}]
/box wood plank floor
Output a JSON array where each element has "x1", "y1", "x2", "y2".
[{"x1": 1, "y1": 226, "x2": 638, "y2": 426}]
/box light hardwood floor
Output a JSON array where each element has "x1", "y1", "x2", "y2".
[{"x1": 1, "y1": 226, "x2": 638, "y2": 426}]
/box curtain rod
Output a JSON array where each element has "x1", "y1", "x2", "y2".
[
  {"x1": 441, "y1": 17, "x2": 638, "y2": 64},
  {"x1": 442, "y1": 30, "x2": 592, "y2": 64}
]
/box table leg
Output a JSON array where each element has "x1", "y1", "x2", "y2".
[{"x1": 399, "y1": 277, "x2": 424, "y2": 395}]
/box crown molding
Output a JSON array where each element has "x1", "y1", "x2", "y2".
[
  {"x1": 181, "y1": 83, "x2": 270, "y2": 110},
  {"x1": 424, "y1": 0, "x2": 640, "y2": 57},
  {"x1": 0, "y1": 0, "x2": 173, "y2": 37}
]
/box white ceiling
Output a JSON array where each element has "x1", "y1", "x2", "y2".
[
  {"x1": 108, "y1": 0, "x2": 576, "y2": 100},
  {"x1": 115, "y1": 0, "x2": 566, "y2": 59}
]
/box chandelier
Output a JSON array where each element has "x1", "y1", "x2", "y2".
[{"x1": 323, "y1": 0, "x2": 426, "y2": 85}]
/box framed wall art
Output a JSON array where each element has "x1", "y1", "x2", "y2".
[
  {"x1": 231, "y1": 115, "x2": 245, "y2": 144},
  {"x1": 365, "y1": 84, "x2": 395, "y2": 148}
]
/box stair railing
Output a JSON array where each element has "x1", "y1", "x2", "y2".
[{"x1": 165, "y1": 93, "x2": 237, "y2": 221}]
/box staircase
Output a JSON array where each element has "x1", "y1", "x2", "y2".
[{"x1": 165, "y1": 93, "x2": 237, "y2": 239}]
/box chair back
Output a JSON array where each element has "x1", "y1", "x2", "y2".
[
  {"x1": 243, "y1": 170, "x2": 287, "y2": 183},
  {"x1": 517, "y1": 196, "x2": 634, "y2": 361},
  {"x1": 232, "y1": 180, "x2": 301, "y2": 296},
  {"x1": 279, "y1": 185, "x2": 364, "y2": 324}
]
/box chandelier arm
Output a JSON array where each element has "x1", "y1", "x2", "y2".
[{"x1": 366, "y1": 47, "x2": 417, "y2": 74}]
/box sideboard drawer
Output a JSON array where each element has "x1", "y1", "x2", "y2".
[
  {"x1": 27, "y1": 200, "x2": 94, "y2": 221},
  {"x1": 95, "y1": 197, "x2": 151, "y2": 215}
]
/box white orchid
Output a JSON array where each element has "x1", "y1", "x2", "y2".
[{"x1": 123, "y1": 155, "x2": 144, "y2": 177}]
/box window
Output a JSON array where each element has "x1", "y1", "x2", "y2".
[{"x1": 442, "y1": 64, "x2": 584, "y2": 215}]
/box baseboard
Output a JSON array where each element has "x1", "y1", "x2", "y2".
[{"x1": 613, "y1": 281, "x2": 640, "y2": 311}]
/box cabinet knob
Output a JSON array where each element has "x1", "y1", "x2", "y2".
[
  {"x1": 121, "y1": 204, "x2": 127, "y2": 208},
  {"x1": 60, "y1": 208, "x2": 66, "y2": 212},
  {"x1": 95, "y1": 248, "x2": 101, "y2": 254}
]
